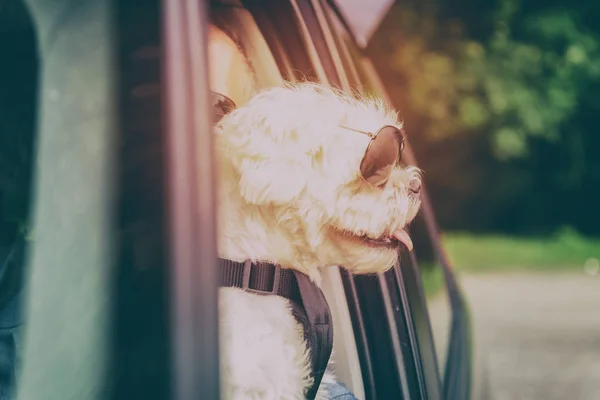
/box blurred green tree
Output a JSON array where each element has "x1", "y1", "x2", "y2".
[{"x1": 368, "y1": 0, "x2": 600, "y2": 235}]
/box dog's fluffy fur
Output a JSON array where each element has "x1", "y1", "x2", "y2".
[{"x1": 215, "y1": 83, "x2": 422, "y2": 399}]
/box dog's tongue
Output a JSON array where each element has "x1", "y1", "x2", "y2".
[{"x1": 393, "y1": 229, "x2": 413, "y2": 251}]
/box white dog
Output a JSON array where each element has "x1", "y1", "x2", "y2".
[{"x1": 214, "y1": 82, "x2": 422, "y2": 400}]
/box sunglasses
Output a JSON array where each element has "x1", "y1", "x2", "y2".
[
  {"x1": 340, "y1": 125, "x2": 406, "y2": 187},
  {"x1": 211, "y1": 91, "x2": 237, "y2": 124}
]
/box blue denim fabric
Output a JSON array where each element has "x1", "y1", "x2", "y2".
[
  {"x1": 323, "y1": 381, "x2": 359, "y2": 400},
  {"x1": 0, "y1": 247, "x2": 22, "y2": 400}
]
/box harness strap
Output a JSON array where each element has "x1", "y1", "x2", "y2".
[
  {"x1": 292, "y1": 270, "x2": 334, "y2": 400},
  {"x1": 218, "y1": 259, "x2": 333, "y2": 400},
  {"x1": 219, "y1": 259, "x2": 301, "y2": 301}
]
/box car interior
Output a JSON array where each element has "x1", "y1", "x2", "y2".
[{"x1": 0, "y1": 0, "x2": 476, "y2": 399}]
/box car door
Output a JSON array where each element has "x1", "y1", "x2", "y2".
[{"x1": 16, "y1": 0, "x2": 473, "y2": 399}]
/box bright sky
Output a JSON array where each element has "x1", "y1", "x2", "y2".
[{"x1": 334, "y1": 0, "x2": 395, "y2": 48}]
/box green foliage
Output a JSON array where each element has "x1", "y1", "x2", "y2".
[
  {"x1": 419, "y1": 262, "x2": 447, "y2": 299},
  {"x1": 368, "y1": 0, "x2": 600, "y2": 235},
  {"x1": 374, "y1": 1, "x2": 600, "y2": 156},
  {"x1": 443, "y1": 229, "x2": 600, "y2": 271}
]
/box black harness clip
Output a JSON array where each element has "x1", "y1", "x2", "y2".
[{"x1": 241, "y1": 259, "x2": 281, "y2": 295}]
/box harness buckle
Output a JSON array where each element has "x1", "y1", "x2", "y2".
[{"x1": 242, "y1": 259, "x2": 281, "y2": 295}]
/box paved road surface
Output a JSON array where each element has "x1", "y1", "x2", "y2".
[{"x1": 459, "y1": 273, "x2": 600, "y2": 400}]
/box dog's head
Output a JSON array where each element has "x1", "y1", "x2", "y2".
[{"x1": 215, "y1": 83, "x2": 422, "y2": 275}]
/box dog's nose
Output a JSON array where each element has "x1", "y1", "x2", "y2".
[{"x1": 409, "y1": 179, "x2": 421, "y2": 194}]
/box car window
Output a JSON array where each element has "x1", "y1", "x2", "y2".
[
  {"x1": 301, "y1": 3, "x2": 448, "y2": 397},
  {"x1": 208, "y1": 3, "x2": 372, "y2": 398},
  {"x1": 409, "y1": 213, "x2": 453, "y2": 379},
  {"x1": 324, "y1": 1, "x2": 454, "y2": 382},
  {"x1": 321, "y1": 4, "x2": 364, "y2": 92},
  {"x1": 322, "y1": 5, "x2": 375, "y2": 94}
]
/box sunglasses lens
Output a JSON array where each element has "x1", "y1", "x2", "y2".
[
  {"x1": 360, "y1": 126, "x2": 403, "y2": 186},
  {"x1": 212, "y1": 91, "x2": 236, "y2": 124}
]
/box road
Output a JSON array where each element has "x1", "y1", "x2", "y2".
[{"x1": 459, "y1": 273, "x2": 600, "y2": 400}]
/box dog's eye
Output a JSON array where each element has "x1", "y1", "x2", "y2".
[
  {"x1": 360, "y1": 126, "x2": 402, "y2": 187},
  {"x1": 211, "y1": 91, "x2": 236, "y2": 124}
]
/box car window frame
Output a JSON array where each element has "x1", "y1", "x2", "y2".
[
  {"x1": 164, "y1": 0, "x2": 221, "y2": 398},
  {"x1": 319, "y1": 1, "x2": 474, "y2": 398},
  {"x1": 323, "y1": 2, "x2": 474, "y2": 398},
  {"x1": 319, "y1": 1, "x2": 452, "y2": 388},
  {"x1": 297, "y1": 1, "x2": 444, "y2": 398}
]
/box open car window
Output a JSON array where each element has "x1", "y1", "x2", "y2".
[
  {"x1": 410, "y1": 214, "x2": 453, "y2": 381},
  {"x1": 286, "y1": 1, "x2": 445, "y2": 398},
  {"x1": 208, "y1": 2, "x2": 369, "y2": 398}
]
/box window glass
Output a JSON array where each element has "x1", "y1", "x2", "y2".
[
  {"x1": 322, "y1": 4, "x2": 363, "y2": 91},
  {"x1": 324, "y1": 2, "x2": 454, "y2": 379},
  {"x1": 323, "y1": 5, "x2": 377, "y2": 95},
  {"x1": 409, "y1": 213, "x2": 453, "y2": 378}
]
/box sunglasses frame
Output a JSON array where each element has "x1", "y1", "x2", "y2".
[{"x1": 340, "y1": 124, "x2": 406, "y2": 185}]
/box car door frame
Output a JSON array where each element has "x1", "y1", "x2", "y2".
[{"x1": 324, "y1": 1, "x2": 475, "y2": 398}]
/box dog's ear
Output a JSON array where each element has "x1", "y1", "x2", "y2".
[{"x1": 238, "y1": 159, "x2": 307, "y2": 205}]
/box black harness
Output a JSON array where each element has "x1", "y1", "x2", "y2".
[{"x1": 219, "y1": 259, "x2": 334, "y2": 400}]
